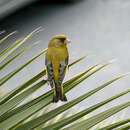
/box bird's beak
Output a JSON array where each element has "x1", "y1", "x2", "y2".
[{"x1": 64, "y1": 39, "x2": 71, "y2": 44}]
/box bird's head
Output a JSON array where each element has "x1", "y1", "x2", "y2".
[{"x1": 49, "y1": 35, "x2": 71, "y2": 48}]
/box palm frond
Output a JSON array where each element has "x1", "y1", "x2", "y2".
[{"x1": 0, "y1": 28, "x2": 129, "y2": 130}]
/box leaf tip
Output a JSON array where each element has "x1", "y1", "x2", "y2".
[
  {"x1": 31, "y1": 26, "x2": 44, "y2": 35},
  {"x1": 0, "y1": 30, "x2": 6, "y2": 35},
  {"x1": 108, "y1": 58, "x2": 118, "y2": 64},
  {"x1": 82, "y1": 56, "x2": 87, "y2": 59},
  {"x1": 33, "y1": 40, "x2": 42, "y2": 46},
  {"x1": 8, "y1": 31, "x2": 18, "y2": 37},
  {"x1": 118, "y1": 72, "x2": 130, "y2": 79}
]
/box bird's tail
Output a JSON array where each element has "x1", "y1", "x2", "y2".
[{"x1": 53, "y1": 85, "x2": 67, "y2": 103}]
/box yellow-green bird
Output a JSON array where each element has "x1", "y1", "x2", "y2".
[{"x1": 45, "y1": 35, "x2": 71, "y2": 102}]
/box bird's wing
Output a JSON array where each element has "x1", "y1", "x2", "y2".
[
  {"x1": 45, "y1": 58, "x2": 55, "y2": 88},
  {"x1": 57, "y1": 56, "x2": 69, "y2": 87}
]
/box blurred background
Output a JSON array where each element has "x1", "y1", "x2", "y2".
[{"x1": 0, "y1": 0, "x2": 130, "y2": 120}]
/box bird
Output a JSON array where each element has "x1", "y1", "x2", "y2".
[{"x1": 45, "y1": 35, "x2": 71, "y2": 103}]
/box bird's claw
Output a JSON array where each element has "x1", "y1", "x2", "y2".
[
  {"x1": 44, "y1": 77, "x2": 49, "y2": 85},
  {"x1": 44, "y1": 76, "x2": 48, "y2": 81}
]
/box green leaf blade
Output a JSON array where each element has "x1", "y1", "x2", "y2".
[
  {"x1": 14, "y1": 73, "x2": 128, "y2": 130},
  {"x1": 41, "y1": 89, "x2": 130, "y2": 130},
  {"x1": 0, "y1": 48, "x2": 47, "y2": 86},
  {"x1": 0, "y1": 56, "x2": 86, "y2": 105},
  {"x1": 0, "y1": 31, "x2": 17, "y2": 44},
  {"x1": 0, "y1": 80, "x2": 46, "y2": 117},
  {"x1": 115, "y1": 124, "x2": 130, "y2": 130},
  {"x1": 65, "y1": 102, "x2": 130, "y2": 130},
  {"x1": 0, "y1": 27, "x2": 42, "y2": 64},
  {"x1": 0, "y1": 71, "x2": 45, "y2": 105},
  {"x1": 0, "y1": 56, "x2": 87, "y2": 127},
  {"x1": 99, "y1": 118, "x2": 130, "y2": 130},
  {"x1": 0, "y1": 45, "x2": 31, "y2": 70},
  {"x1": 0, "y1": 38, "x2": 20, "y2": 56}
]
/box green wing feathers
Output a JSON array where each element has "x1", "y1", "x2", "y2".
[{"x1": 45, "y1": 52, "x2": 69, "y2": 102}]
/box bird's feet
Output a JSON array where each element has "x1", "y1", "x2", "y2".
[
  {"x1": 43, "y1": 76, "x2": 49, "y2": 85},
  {"x1": 44, "y1": 76, "x2": 48, "y2": 81}
]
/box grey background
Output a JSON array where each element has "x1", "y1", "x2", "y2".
[
  {"x1": 0, "y1": 0, "x2": 130, "y2": 122},
  {"x1": 0, "y1": 0, "x2": 37, "y2": 19}
]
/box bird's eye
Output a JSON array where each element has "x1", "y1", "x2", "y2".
[{"x1": 59, "y1": 38, "x2": 66, "y2": 43}]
